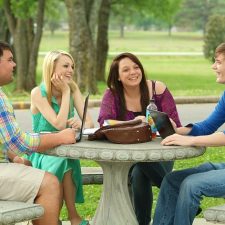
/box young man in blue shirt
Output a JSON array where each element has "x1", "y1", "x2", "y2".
[{"x1": 152, "y1": 42, "x2": 225, "y2": 225}]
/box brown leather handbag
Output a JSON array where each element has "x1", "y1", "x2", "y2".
[{"x1": 88, "y1": 119, "x2": 152, "y2": 144}]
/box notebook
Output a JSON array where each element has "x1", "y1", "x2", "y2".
[
  {"x1": 75, "y1": 93, "x2": 89, "y2": 142},
  {"x1": 149, "y1": 109, "x2": 175, "y2": 139}
]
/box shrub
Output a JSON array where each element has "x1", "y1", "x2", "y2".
[{"x1": 204, "y1": 15, "x2": 225, "y2": 62}]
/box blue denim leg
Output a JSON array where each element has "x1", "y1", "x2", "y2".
[
  {"x1": 131, "y1": 161, "x2": 173, "y2": 225},
  {"x1": 153, "y1": 162, "x2": 225, "y2": 225}
]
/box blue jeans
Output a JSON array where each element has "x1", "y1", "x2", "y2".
[
  {"x1": 130, "y1": 161, "x2": 174, "y2": 225},
  {"x1": 152, "y1": 162, "x2": 225, "y2": 225}
]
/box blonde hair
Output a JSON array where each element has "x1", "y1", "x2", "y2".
[{"x1": 42, "y1": 50, "x2": 78, "y2": 104}]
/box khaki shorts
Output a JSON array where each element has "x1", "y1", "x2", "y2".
[{"x1": 0, "y1": 163, "x2": 44, "y2": 203}]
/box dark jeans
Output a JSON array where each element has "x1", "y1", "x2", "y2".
[{"x1": 130, "y1": 161, "x2": 174, "y2": 225}]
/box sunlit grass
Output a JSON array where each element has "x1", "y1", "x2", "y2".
[{"x1": 7, "y1": 30, "x2": 225, "y2": 102}]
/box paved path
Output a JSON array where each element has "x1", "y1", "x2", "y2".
[{"x1": 15, "y1": 103, "x2": 225, "y2": 132}]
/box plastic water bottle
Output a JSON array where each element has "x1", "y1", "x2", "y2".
[{"x1": 146, "y1": 99, "x2": 157, "y2": 139}]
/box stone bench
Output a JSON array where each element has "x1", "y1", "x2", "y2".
[
  {"x1": 81, "y1": 167, "x2": 103, "y2": 185},
  {"x1": 0, "y1": 201, "x2": 44, "y2": 225},
  {"x1": 204, "y1": 204, "x2": 225, "y2": 224}
]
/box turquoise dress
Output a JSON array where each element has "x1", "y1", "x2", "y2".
[{"x1": 26, "y1": 83, "x2": 84, "y2": 203}]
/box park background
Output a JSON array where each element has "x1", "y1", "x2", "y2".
[{"x1": 1, "y1": 0, "x2": 225, "y2": 221}]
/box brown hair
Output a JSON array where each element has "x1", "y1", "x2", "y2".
[
  {"x1": 0, "y1": 41, "x2": 13, "y2": 58},
  {"x1": 107, "y1": 52, "x2": 150, "y2": 120},
  {"x1": 215, "y1": 43, "x2": 225, "y2": 57}
]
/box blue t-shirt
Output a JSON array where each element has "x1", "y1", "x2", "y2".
[{"x1": 189, "y1": 91, "x2": 225, "y2": 136}]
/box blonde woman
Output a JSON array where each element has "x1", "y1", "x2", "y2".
[{"x1": 26, "y1": 50, "x2": 93, "y2": 225}]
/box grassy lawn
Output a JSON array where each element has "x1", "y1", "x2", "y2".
[
  {"x1": 7, "y1": 30, "x2": 225, "y2": 101},
  {"x1": 6, "y1": 55, "x2": 224, "y2": 101},
  {"x1": 40, "y1": 30, "x2": 203, "y2": 53}
]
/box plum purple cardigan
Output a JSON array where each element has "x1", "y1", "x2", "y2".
[{"x1": 98, "y1": 84, "x2": 181, "y2": 127}]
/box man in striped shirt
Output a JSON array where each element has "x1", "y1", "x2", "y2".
[{"x1": 0, "y1": 41, "x2": 76, "y2": 225}]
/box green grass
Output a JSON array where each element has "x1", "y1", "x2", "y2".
[
  {"x1": 6, "y1": 30, "x2": 225, "y2": 101},
  {"x1": 108, "y1": 30, "x2": 203, "y2": 52},
  {"x1": 59, "y1": 147, "x2": 225, "y2": 221},
  {"x1": 6, "y1": 55, "x2": 224, "y2": 101},
  {"x1": 40, "y1": 30, "x2": 204, "y2": 53}
]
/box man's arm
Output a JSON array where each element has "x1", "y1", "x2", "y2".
[
  {"x1": 0, "y1": 91, "x2": 75, "y2": 155},
  {"x1": 37, "y1": 128, "x2": 76, "y2": 152},
  {"x1": 161, "y1": 132, "x2": 225, "y2": 147},
  {"x1": 7, "y1": 150, "x2": 32, "y2": 166}
]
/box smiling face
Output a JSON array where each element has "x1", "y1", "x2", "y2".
[
  {"x1": 118, "y1": 57, "x2": 142, "y2": 88},
  {"x1": 212, "y1": 53, "x2": 225, "y2": 84},
  {"x1": 54, "y1": 54, "x2": 74, "y2": 83},
  {"x1": 0, "y1": 50, "x2": 16, "y2": 86}
]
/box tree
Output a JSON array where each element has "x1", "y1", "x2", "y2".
[
  {"x1": 0, "y1": 6, "x2": 10, "y2": 42},
  {"x1": 175, "y1": 0, "x2": 225, "y2": 32},
  {"x1": 65, "y1": 0, "x2": 183, "y2": 90},
  {"x1": 204, "y1": 15, "x2": 225, "y2": 62},
  {"x1": 2, "y1": 0, "x2": 45, "y2": 91},
  {"x1": 153, "y1": 0, "x2": 183, "y2": 36},
  {"x1": 111, "y1": 1, "x2": 135, "y2": 38},
  {"x1": 65, "y1": 0, "x2": 101, "y2": 94},
  {"x1": 45, "y1": 1, "x2": 67, "y2": 35},
  {"x1": 110, "y1": 0, "x2": 154, "y2": 38},
  {"x1": 96, "y1": 0, "x2": 111, "y2": 81}
]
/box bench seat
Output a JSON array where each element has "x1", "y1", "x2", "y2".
[
  {"x1": 204, "y1": 204, "x2": 225, "y2": 224},
  {"x1": 81, "y1": 167, "x2": 103, "y2": 185},
  {"x1": 0, "y1": 201, "x2": 44, "y2": 225}
]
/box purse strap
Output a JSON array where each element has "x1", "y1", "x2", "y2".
[
  {"x1": 152, "y1": 80, "x2": 157, "y2": 99},
  {"x1": 102, "y1": 119, "x2": 142, "y2": 130}
]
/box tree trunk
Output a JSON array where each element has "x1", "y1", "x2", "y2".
[
  {"x1": 3, "y1": 0, "x2": 45, "y2": 92},
  {"x1": 96, "y1": 0, "x2": 111, "y2": 82},
  {"x1": 120, "y1": 23, "x2": 124, "y2": 38},
  {"x1": 0, "y1": 9, "x2": 10, "y2": 42},
  {"x1": 65, "y1": 0, "x2": 98, "y2": 94},
  {"x1": 27, "y1": 0, "x2": 45, "y2": 90},
  {"x1": 14, "y1": 19, "x2": 29, "y2": 91},
  {"x1": 168, "y1": 23, "x2": 172, "y2": 37}
]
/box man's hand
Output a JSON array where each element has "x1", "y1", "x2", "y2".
[
  {"x1": 161, "y1": 133, "x2": 194, "y2": 146},
  {"x1": 13, "y1": 156, "x2": 32, "y2": 166},
  {"x1": 57, "y1": 128, "x2": 76, "y2": 144}
]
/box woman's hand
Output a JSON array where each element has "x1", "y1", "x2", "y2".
[
  {"x1": 134, "y1": 115, "x2": 146, "y2": 123},
  {"x1": 51, "y1": 73, "x2": 70, "y2": 93},
  {"x1": 67, "y1": 117, "x2": 82, "y2": 129},
  {"x1": 13, "y1": 156, "x2": 32, "y2": 166}
]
